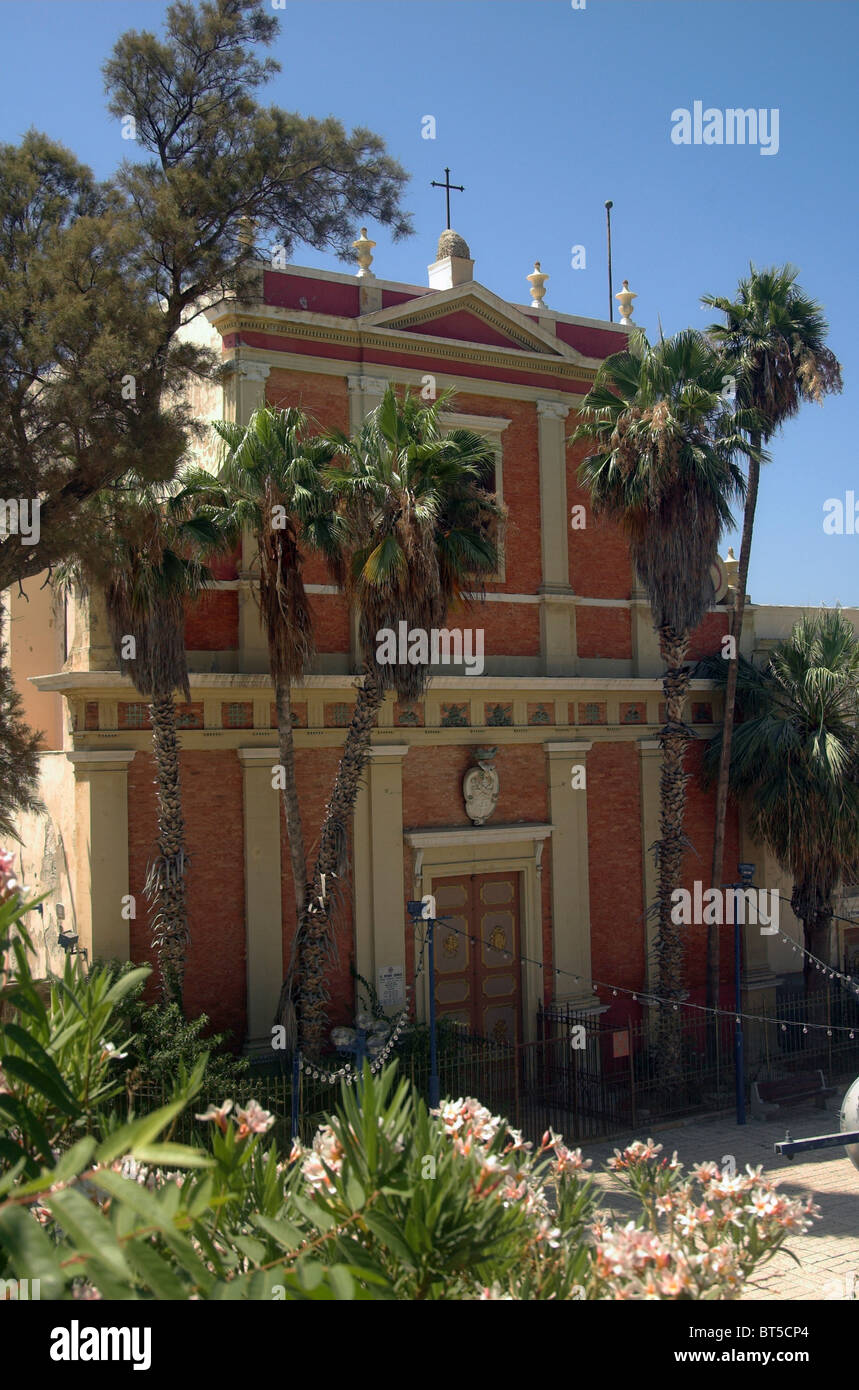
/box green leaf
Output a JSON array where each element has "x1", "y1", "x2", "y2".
[
  {"x1": 0, "y1": 1093, "x2": 54, "y2": 1165},
  {"x1": 297, "y1": 1258, "x2": 325, "y2": 1291},
  {"x1": 328, "y1": 1264, "x2": 355, "y2": 1300},
  {"x1": 48, "y1": 1187, "x2": 133, "y2": 1281},
  {"x1": 344, "y1": 1172, "x2": 366, "y2": 1212},
  {"x1": 2, "y1": 1023, "x2": 77, "y2": 1097},
  {"x1": 13, "y1": 1138, "x2": 97, "y2": 1197},
  {"x1": 252, "y1": 1212, "x2": 305, "y2": 1252},
  {"x1": 362, "y1": 1211, "x2": 417, "y2": 1269},
  {"x1": 232, "y1": 1235, "x2": 267, "y2": 1265},
  {"x1": 95, "y1": 1099, "x2": 186, "y2": 1164},
  {"x1": 1, "y1": 1055, "x2": 79, "y2": 1117},
  {"x1": 291, "y1": 1193, "x2": 336, "y2": 1233},
  {"x1": 124, "y1": 1238, "x2": 188, "y2": 1299},
  {"x1": 103, "y1": 967, "x2": 151, "y2": 1007},
  {"x1": 131, "y1": 1144, "x2": 214, "y2": 1169},
  {"x1": 0, "y1": 1140, "x2": 32, "y2": 1185},
  {"x1": 0, "y1": 1204, "x2": 67, "y2": 1298}
]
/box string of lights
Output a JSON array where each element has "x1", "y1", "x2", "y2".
[
  {"x1": 426, "y1": 915, "x2": 859, "y2": 1039},
  {"x1": 298, "y1": 897, "x2": 859, "y2": 1079},
  {"x1": 770, "y1": 893, "x2": 859, "y2": 997}
]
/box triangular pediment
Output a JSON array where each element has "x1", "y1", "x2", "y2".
[{"x1": 359, "y1": 283, "x2": 582, "y2": 360}]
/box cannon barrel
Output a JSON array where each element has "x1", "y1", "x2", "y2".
[{"x1": 841, "y1": 1075, "x2": 859, "y2": 1173}]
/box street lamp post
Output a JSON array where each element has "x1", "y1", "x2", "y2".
[{"x1": 409, "y1": 897, "x2": 441, "y2": 1108}]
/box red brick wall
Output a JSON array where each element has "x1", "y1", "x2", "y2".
[
  {"x1": 127, "y1": 750, "x2": 246, "y2": 1044},
  {"x1": 567, "y1": 435, "x2": 633, "y2": 600},
  {"x1": 576, "y1": 605, "x2": 631, "y2": 660},
  {"x1": 402, "y1": 744, "x2": 548, "y2": 828},
  {"x1": 308, "y1": 593, "x2": 350, "y2": 653},
  {"x1": 687, "y1": 609, "x2": 730, "y2": 661},
  {"x1": 464, "y1": 600, "x2": 540, "y2": 658},
  {"x1": 184, "y1": 592, "x2": 238, "y2": 650},
  {"x1": 587, "y1": 742, "x2": 645, "y2": 993}
]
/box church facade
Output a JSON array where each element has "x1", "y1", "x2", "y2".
[{"x1": 9, "y1": 230, "x2": 835, "y2": 1053}]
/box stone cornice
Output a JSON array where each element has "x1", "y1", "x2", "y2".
[
  {"x1": 210, "y1": 312, "x2": 600, "y2": 382},
  {"x1": 32, "y1": 671, "x2": 721, "y2": 693},
  {"x1": 405, "y1": 823, "x2": 553, "y2": 849}
]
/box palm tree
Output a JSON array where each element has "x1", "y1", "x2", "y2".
[
  {"x1": 701, "y1": 609, "x2": 859, "y2": 983},
  {"x1": 288, "y1": 386, "x2": 504, "y2": 1056},
  {"x1": 57, "y1": 484, "x2": 225, "y2": 1004},
  {"x1": 570, "y1": 330, "x2": 753, "y2": 1053},
  {"x1": 702, "y1": 266, "x2": 843, "y2": 1006},
  {"x1": 182, "y1": 407, "x2": 343, "y2": 940}
]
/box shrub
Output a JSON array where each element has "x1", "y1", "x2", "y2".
[{"x1": 0, "y1": 875, "x2": 820, "y2": 1300}]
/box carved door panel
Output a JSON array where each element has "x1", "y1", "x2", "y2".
[{"x1": 432, "y1": 872, "x2": 522, "y2": 1044}]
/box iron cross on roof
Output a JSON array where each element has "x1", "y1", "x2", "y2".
[{"x1": 430, "y1": 167, "x2": 465, "y2": 229}]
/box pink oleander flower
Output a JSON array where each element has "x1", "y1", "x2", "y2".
[
  {"x1": 553, "y1": 1144, "x2": 592, "y2": 1176},
  {"x1": 194, "y1": 1100, "x2": 234, "y2": 1133},
  {"x1": 607, "y1": 1139, "x2": 662, "y2": 1171},
  {"x1": 504, "y1": 1127, "x2": 533, "y2": 1153},
  {"x1": 0, "y1": 849, "x2": 20, "y2": 904},
  {"x1": 437, "y1": 1097, "x2": 501, "y2": 1146},
  {"x1": 533, "y1": 1217, "x2": 562, "y2": 1248},
  {"x1": 302, "y1": 1124, "x2": 344, "y2": 1190},
  {"x1": 235, "y1": 1099, "x2": 275, "y2": 1137}
]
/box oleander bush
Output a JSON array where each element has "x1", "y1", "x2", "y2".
[
  {"x1": 0, "y1": 874, "x2": 820, "y2": 1300},
  {"x1": 100, "y1": 959, "x2": 251, "y2": 1097}
]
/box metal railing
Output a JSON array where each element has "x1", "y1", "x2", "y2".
[{"x1": 127, "y1": 986, "x2": 859, "y2": 1150}]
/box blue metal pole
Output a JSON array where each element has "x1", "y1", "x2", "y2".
[
  {"x1": 734, "y1": 908, "x2": 746, "y2": 1125},
  {"x1": 428, "y1": 918, "x2": 439, "y2": 1109},
  {"x1": 291, "y1": 1049, "x2": 300, "y2": 1141}
]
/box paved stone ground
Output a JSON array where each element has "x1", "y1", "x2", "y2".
[{"x1": 578, "y1": 1099, "x2": 859, "y2": 1300}]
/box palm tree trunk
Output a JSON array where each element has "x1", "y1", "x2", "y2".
[
  {"x1": 145, "y1": 692, "x2": 189, "y2": 1007},
  {"x1": 274, "y1": 680, "x2": 307, "y2": 926},
  {"x1": 708, "y1": 433, "x2": 762, "y2": 1009},
  {"x1": 295, "y1": 667, "x2": 385, "y2": 1057},
  {"x1": 654, "y1": 624, "x2": 692, "y2": 1086}
]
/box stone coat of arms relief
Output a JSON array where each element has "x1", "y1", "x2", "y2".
[{"x1": 463, "y1": 746, "x2": 499, "y2": 825}]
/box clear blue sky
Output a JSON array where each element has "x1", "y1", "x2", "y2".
[{"x1": 2, "y1": 0, "x2": 856, "y2": 607}]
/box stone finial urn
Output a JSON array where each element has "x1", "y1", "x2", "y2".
[
  {"x1": 463, "y1": 746, "x2": 500, "y2": 826},
  {"x1": 615, "y1": 279, "x2": 637, "y2": 324},
  {"x1": 352, "y1": 227, "x2": 376, "y2": 278},
  {"x1": 527, "y1": 261, "x2": 549, "y2": 308}
]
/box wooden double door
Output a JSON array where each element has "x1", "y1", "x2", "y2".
[{"x1": 432, "y1": 871, "x2": 522, "y2": 1044}]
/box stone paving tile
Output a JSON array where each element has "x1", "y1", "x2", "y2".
[{"x1": 578, "y1": 1100, "x2": 859, "y2": 1301}]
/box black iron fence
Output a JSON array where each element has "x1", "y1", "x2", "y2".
[{"x1": 130, "y1": 985, "x2": 859, "y2": 1151}]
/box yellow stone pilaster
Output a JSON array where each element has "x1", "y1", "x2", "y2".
[
  {"x1": 536, "y1": 400, "x2": 574, "y2": 674},
  {"x1": 66, "y1": 750, "x2": 136, "y2": 962},
  {"x1": 237, "y1": 748, "x2": 283, "y2": 1047},
  {"x1": 545, "y1": 740, "x2": 595, "y2": 1007}
]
